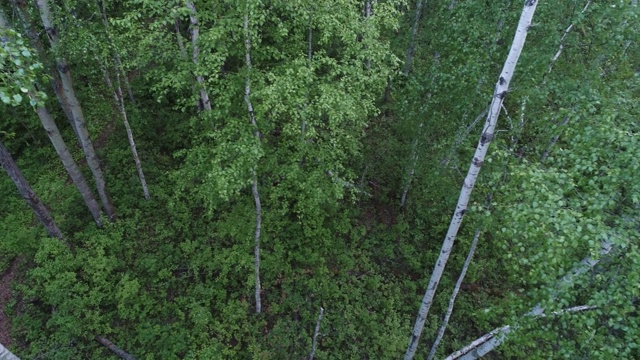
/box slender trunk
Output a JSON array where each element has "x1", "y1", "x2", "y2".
[
  {"x1": 404, "y1": 2, "x2": 538, "y2": 359},
  {"x1": 98, "y1": 0, "x2": 135, "y2": 105},
  {"x1": 446, "y1": 238, "x2": 614, "y2": 360},
  {"x1": 0, "y1": 342, "x2": 20, "y2": 360},
  {"x1": 446, "y1": 306, "x2": 597, "y2": 360},
  {"x1": 36, "y1": 0, "x2": 116, "y2": 221},
  {"x1": 103, "y1": 67, "x2": 150, "y2": 200},
  {"x1": 404, "y1": 0, "x2": 426, "y2": 75},
  {"x1": 95, "y1": 336, "x2": 136, "y2": 360},
  {"x1": 174, "y1": 18, "x2": 188, "y2": 59},
  {"x1": 547, "y1": 0, "x2": 592, "y2": 75},
  {"x1": 426, "y1": 229, "x2": 481, "y2": 360},
  {"x1": 309, "y1": 307, "x2": 325, "y2": 360},
  {"x1": 0, "y1": 141, "x2": 64, "y2": 240},
  {"x1": 187, "y1": 0, "x2": 212, "y2": 111},
  {"x1": 400, "y1": 137, "x2": 419, "y2": 207},
  {"x1": 244, "y1": 5, "x2": 263, "y2": 314},
  {"x1": 32, "y1": 92, "x2": 104, "y2": 227}
]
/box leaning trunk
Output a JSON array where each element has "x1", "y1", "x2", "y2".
[
  {"x1": 0, "y1": 141, "x2": 64, "y2": 240},
  {"x1": 404, "y1": 2, "x2": 539, "y2": 359},
  {"x1": 0, "y1": 342, "x2": 20, "y2": 360},
  {"x1": 36, "y1": 0, "x2": 116, "y2": 221}
]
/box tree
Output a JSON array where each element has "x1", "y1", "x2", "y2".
[
  {"x1": 35, "y1": 0, "x2": 116, "y2": 220},
  {"x1": 404, "y1": 1, "x2": 539, "y2": 358},
  {"x1": 0, "y1": 140, "x2": 63, "y2": 240}
]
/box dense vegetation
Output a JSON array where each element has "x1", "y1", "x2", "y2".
[{"x1": 0, "y1": 0, "x2": 638, "y2": 359}]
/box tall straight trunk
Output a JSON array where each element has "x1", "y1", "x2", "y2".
[
  {"x1": 187, "y1": 0, "x2": 212, "y2": 111},
  {"x1": 403, "y1": 2, "x2": 539, "y2": 359},
  {"x1": 0, "y1": 141, "x2": 64, "y2": 240},
  {"x1": 174, "y1": 18, "x2": 188, "y2": 59},
  {"x1": 103, "y1": 67, "x2": 150, "y2": 200},
  {"x1": 95, "y1": 336, "x2": 136, "y2": 360},
  {"x1": 32, "y1": 92, "x2": 104, "y2": 227},
  {"x1": 404, "y1": 0, "x2": 427, "y2": 75},
  {"x1": 0, "y1": 342, "x2": 20, "y2": 360},
  {"x1": 308, "y1": 307, "x2": 325, "y2": 360},
  {"x1": 36, "y1": 0, "x2": 116, "y2": 221},
  {"x1": 244, "y1": 4, "x2": 263, "y2": 314}
]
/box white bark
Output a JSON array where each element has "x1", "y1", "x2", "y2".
[
  {"x1": 403, "y1": 2, "x2": 539, "y2": 359},
  {"x1": 309, "y1": 307, "x2": 324, "y2": 360},
  {"x1": 95, "y1": 336, "x2": 136, "y2": 360},
  {"x1": 244, "y1": 6, "x2": 263, "y2": 314},
  {"x1": 103, "y1": 67, "x2": 150, "y2": 200},
  {"x1": 0, "y1": 141, "x2": 64, "y2": 240},
  {"x1": 446, "y1": 238, "x2": 614, "y2": 359},
  {"x1": 547, "y1": 0, "x2": 592, "y2": 74},
  {"x1": 36, "y1": 0, "x2": 116, "y2": 221},
  {"x1": 174, "y1": 18, "x2": 187, "y2": 59},
  {"x1": 447, "y1": 305, "x2": 597, "y2": 360},
  {"x1": 0, "y1": 342, "x2": 20, "y2": 360},
  {"x1": 426, "y1": 229, "x2": 481, "y2": 360},
  {"x1": 404, "y1": 0, "x2": 427, "y2": 75},
  {"x1": 187, "y1": 0, "x2": 212, "y2": 112}
]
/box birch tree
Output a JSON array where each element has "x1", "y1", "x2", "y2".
[
  {"x1": 0, "y1": 342, "x2": 20, "y2": 360},
  {"x1": 35, "y1": 0, "x2": 116, "y2": 221},
  {"x1": 244, "y1": 1, "x2": 263, "y2": 314},
  {"x1": 186, "y1": 0, "x2": 212, "y2": 112},
  {"x1": 404, "y1": 2, "x2": 539, "y2": 358},
  {"x1": 0, "y1": 140, "x2": 64, "y2": 240},
  {"x1": 404, "y1": 0, "x2": 426, "y2": 75},
  {"x1": 0, "y1": 10, "x2": 103, "y2": 227}
]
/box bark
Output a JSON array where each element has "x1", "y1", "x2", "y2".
[
  {"x1": 547, "y1": 0, "x2": 592, "y2": 75},
  {"x1": 0, "y1": 141, "x2": 64, "y2": 240},
  {"x1": 174, "y1": 18, "x2": 188, "y2": 59},
  {"x1": 8, "y1": 1, "x2": 79, "y2": 141},
  {"x1": 446, "y1": 305, "x2": 597, "y2": 360},
  {"x1": 0, "y1": 342, "x2": 20, "y2": 360},
  {"x1": 446, "y1": 238, "x2": 613, "y2": 359},
  {"x1": 540, "y1": 116, "x2": 569, "y2": 162},
  {"x1": 95, "y1": 336, "x2": 136, "y2": 360},
  {"x1": 187, "y1": 0, "x2": 212, "y2": 111},
  {"x1": 36, "y1": 0, "x2": 116, "y2": 221},
  {"x1": 309, "y1": 307, "x2": 324, "y2": 360},
  {"x1": 32, "y1": 93, "x2": 104, "y2": 227},
  {"x1": 404, "y1": 0, "x2": 427, "y2": 75},
  {"x1": 103, "y1": 67, "x2": 150, "y2": 200},
  {"x1": 403, "y1": 2, "x2": 539, "y2": 359},
  {"x1": 426, "y1": 229, "x2": 481, "y2": 360},
  {"x1": 244, "y1": 6, "x2": 263, "y2": 314}
]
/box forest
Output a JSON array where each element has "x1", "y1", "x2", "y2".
[{"x1": 0, "y1": 0, "x2": 639, "y2": 359}]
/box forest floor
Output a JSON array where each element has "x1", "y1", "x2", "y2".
[{"x1": 0, "y1": 258, "x2": 19, "y2": 347}]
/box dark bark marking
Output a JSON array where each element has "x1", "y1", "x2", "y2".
[
  {"x1": 499, "y1": 76, "x2": 506, "y2": 85},
  {"x1": 525, "y1": 0, "x2": 537, "y2": 6},
  {"x1": 480, "y1": 132, "x2": 493, "y2": 145},
  {"x1": 498, "y1": 91, "x2": 508, "y2": 99},
  {"x1": 472, "y1": 157, "x2": 483, "y2": 167}
]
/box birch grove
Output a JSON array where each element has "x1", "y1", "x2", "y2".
[
  {"x1": 404, "y1": 2, "x2": 539, "y2": 358},
  {"x1": 36, "y1": 0, "x2": 116, "y2": 220}
]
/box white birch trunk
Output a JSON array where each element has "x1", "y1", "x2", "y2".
[
  {"x1": 446, "y1": 238, "x2": 614, "y2": 360},
  {"x1": 309, "y1": 307, "x2": 324, "y2": 360},
  {"x1": 95, "y1": 336, "x2": 136, "y2": 360},
  {"x1": 403, "y1": 2, "x2": 539, "y2": 359},
  {"x1": 244, "y1": 6, "x2": 263, "y2": 314},
  {"x1": 547, "y1": 0, "x2": 592, "y2": 74},
  {"x1": 174, "y1": 18, "x2": 188, "y2": 59},
  {"x1": 426, "y1": 229, "x2": 481, "y2": 360},
  {"x1": 103, "y1": 67, "x2": 150, "y2": 200},
  {"x1": 0, "y1": 342, "x2": 19, "y2": 360},
  {"x1": 33, "y1": 94, "x2": 105, "y2": 226},
  {"x1": 36, "y1": 0, "x2": 116, "y2": 221},
  {"x1": 187, "y1": 0, "x2": 212, "y2": 112},
  {"x1": 0, "y1": 141, "x2": 64, "y2": 240},
  {"x1": 404, "y1": 0, "x2": 427, "y2": 75}
]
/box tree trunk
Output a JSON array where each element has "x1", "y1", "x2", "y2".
[
  {"x1": 308, "y1": 307, "x2": 325, "y2": 360},
  {"x1": 244, "y1": 5, "x2": 263, "y2": 314},
  {"x1": 187, "y1": 0, "x2": 212, "y2": 112},
  {"x1": 0, "y1": 342, "x2": 20, "y2": 360},
  {"x1": 404, "y1": 0, "x2": 427, "y2": 75},
  {"x1": 103, "y1": 67, "x2": 150, "y2": 200},
  {"x1": 32, "y1": 93, "x2": 104, "y2": 227},
  {"x1": 426, "y1": 229, "x2": 481, "y2": 360},
  {"x1": 403, "y1": 2, "x2": 539, "y2": 359},
  {"x1": 95, "y1": 336, "x2": 136, "y2": 360},
  {"x1": 36, "y1": 0, "x2": 116, "y2": 221},
  {"x1": 0, "y1": 141, "x2": 64, "y2": 240}
]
